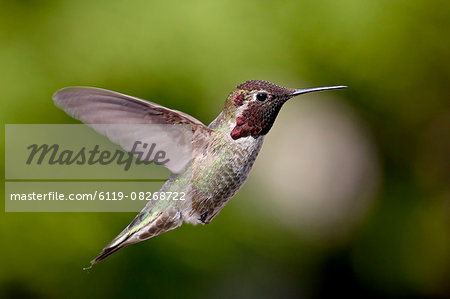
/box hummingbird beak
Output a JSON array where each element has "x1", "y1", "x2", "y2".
[{"x1": 288, "y1": 85, "x2": 347, "y2": 98}]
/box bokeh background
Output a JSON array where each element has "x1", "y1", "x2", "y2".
[{"x1": 1, "y1": 0, "x2": 449, "y2": 298}]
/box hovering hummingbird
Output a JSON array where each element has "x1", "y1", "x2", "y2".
[{"x1": 53, "y1": 80, "x2": 346, "y2": 265}]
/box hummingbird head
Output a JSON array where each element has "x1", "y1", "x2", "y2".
[{"x1": 226, "y1": 80, "x2": 346, "y2": 140}]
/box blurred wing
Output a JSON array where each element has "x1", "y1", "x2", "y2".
[{"x1": 53, "y1": 86, "x2": 211, "y2": 173}]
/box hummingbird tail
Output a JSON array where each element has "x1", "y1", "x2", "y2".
[
  {"x1": 89, "y1": 207, "x2": 183, "y2": 265},
  {"x1": 90, "y1": 226, "x2": 137, "y2": 265},
  {"x1": 89, "y1": 215, "x2": 146, "y2": 266},
  {"x1": 90, "y1": 241, "x2": 130, "y2": 265}
]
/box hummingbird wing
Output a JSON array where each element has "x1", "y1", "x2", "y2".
[
  {"x1": 54, "y1": 87, "x2": 215, "y2": 266},
  {"x1": 53, "y1": 86, "x2": 212, "y2": 173}
]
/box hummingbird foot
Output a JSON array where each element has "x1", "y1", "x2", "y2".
[{"x1": 199, "y1": 212, "x2": 209, "y2": 224}]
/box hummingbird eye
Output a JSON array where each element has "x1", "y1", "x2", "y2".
[{"x1": 256, "y1": 92, "x2": 268, "y2": 101}]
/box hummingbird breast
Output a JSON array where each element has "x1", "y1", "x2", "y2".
[{"x1": 183, "y1": 129, "x2": 265, "y2": 224}]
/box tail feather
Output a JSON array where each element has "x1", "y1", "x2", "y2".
[
  {"x1": 88, "y1": 207, "x2": 182, "y2": 266},
  {"x1": 91, "y1": 241, "x2": 130, "y2": 265},
  {"x1": 91, "y1": 245, "x2": 126, "y2": 265},
  {"x1": 89, "y1": 210, "x2": 161, "y2": 266}
]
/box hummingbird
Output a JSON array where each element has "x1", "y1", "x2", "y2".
[{"x1": 53, "y1": 80, "x2": 346, "y2": 265}]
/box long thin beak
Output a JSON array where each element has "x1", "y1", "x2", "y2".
[{"x1": 289, "y1": 85, "x2": 347, "y2": 97}]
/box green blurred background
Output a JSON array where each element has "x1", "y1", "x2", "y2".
[{"x1": 1, "y1": 0, "x2": 449, "y2": 298}]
